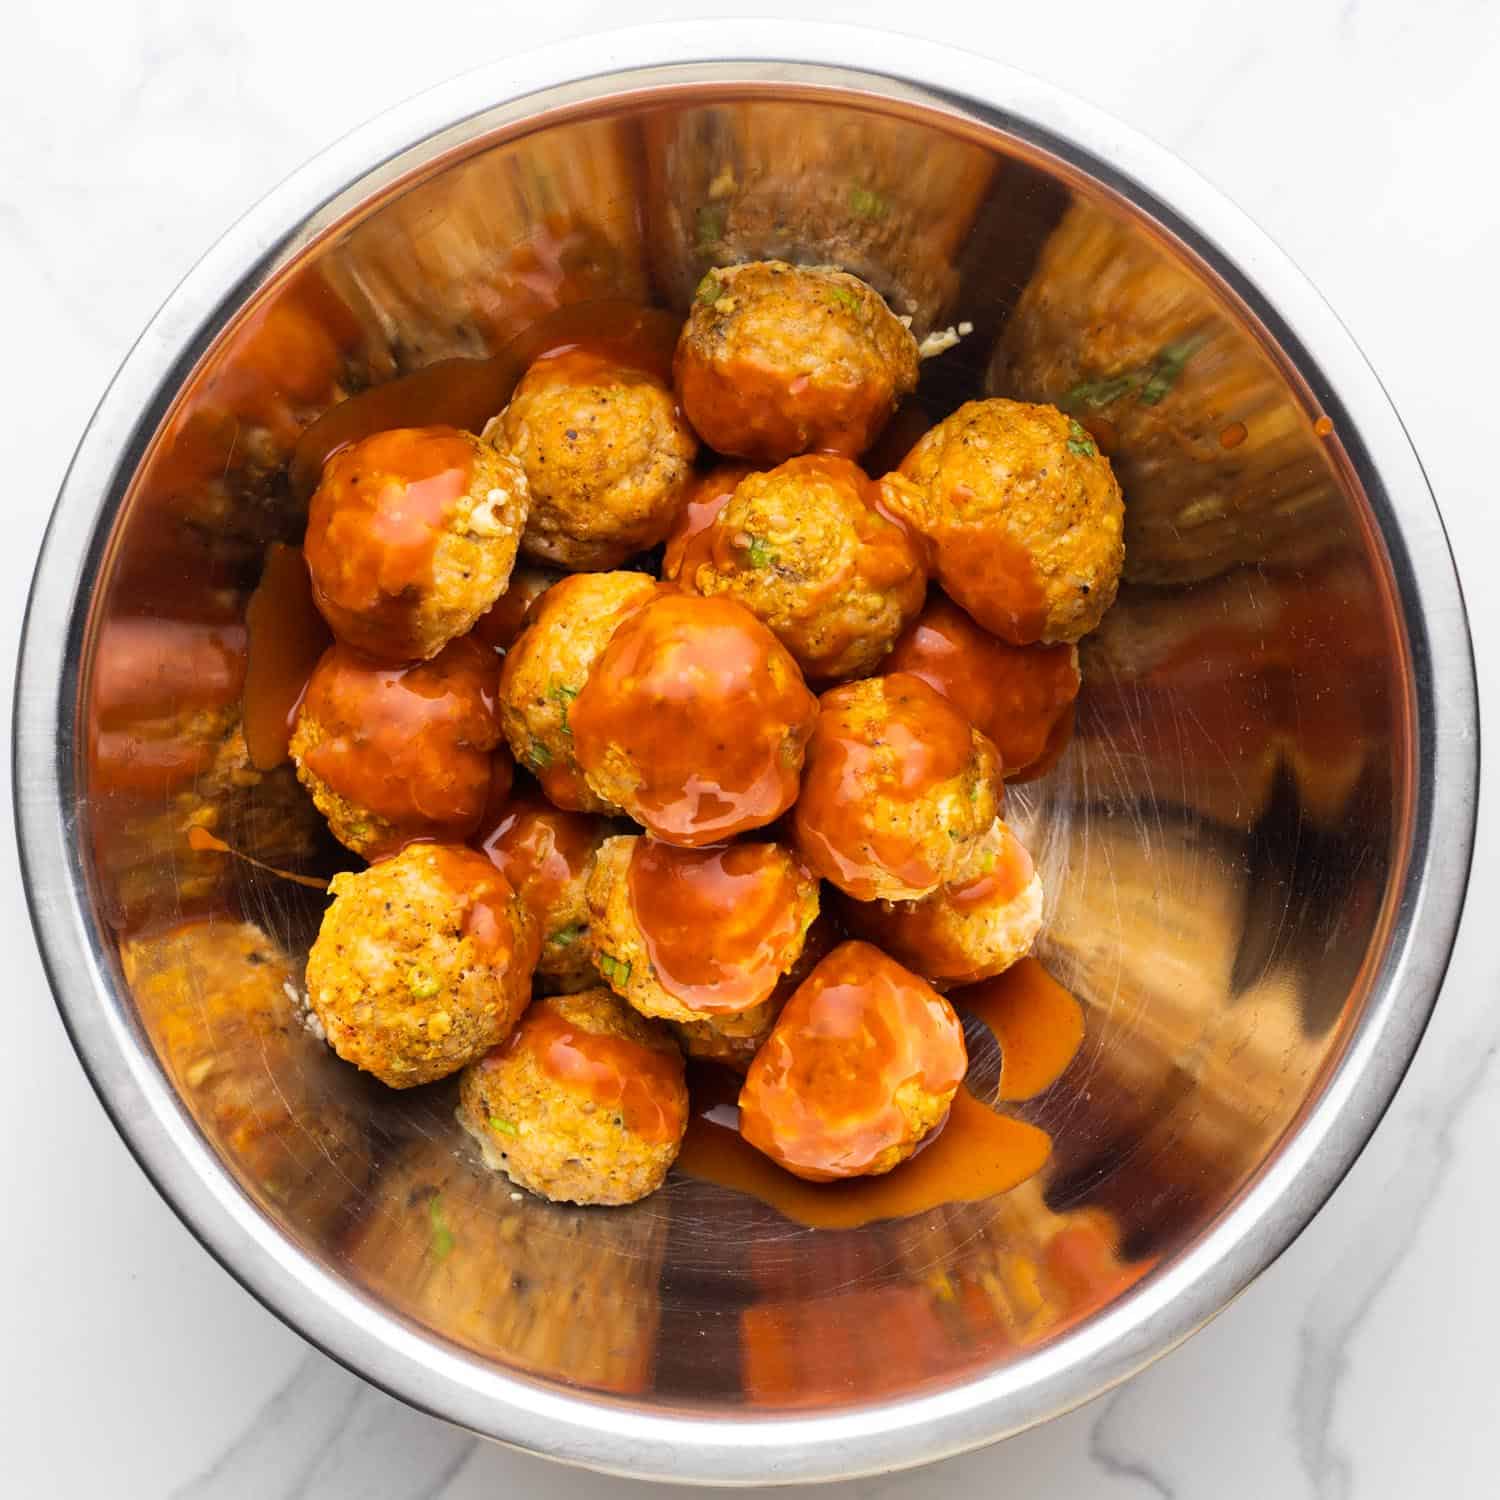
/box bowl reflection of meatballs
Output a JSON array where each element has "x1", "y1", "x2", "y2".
[
  {"x1": 838, "y1": 820, "x2": 1044, "y2": 988},
  {"x1": 243, "y1": 255, "x2": 1124, "y2": 1210},
  {"x1": 458, "y1": 988, "x2": 688, "y2": 1205},
  {"x1": 675, "y1": 261, "x2": 919, "y2": 463},
  {"x1": 490, "y1": 349, "x2": 697, "y2": 570},
  {"x1": 475, "y1": 793, "x2": 613, "y2": 993},
  {"x1": 570, "y1": 591, "x2": 818, "y2": 846},
  {"x1": 669, "y1": 455, "x2": 926, "y2": 681},
  {"x1": 793, "y1": 673, "x2": 1003, "y2": 902},
  {"x1": 889, "y1": 397, "x2": 1124, "y2": 644},
  {"x1": 290, "y1": 635, "x2": 501, "y2": 858},
  {"x1": 585, "y1": 834, "x2": 820, "y2": 1026},
  {"x1": 306, "y1": 843, "x2": 538, "y2": 1088},
  {"x1": 497, "y1": 570, "x2": 659, "y2": 811},
  {"x1": 304, "y1": 425, "x2": 529, "y2": 662},
  {"x1": 738, "y1": 940, "x2": 968, "y2": 1181}
]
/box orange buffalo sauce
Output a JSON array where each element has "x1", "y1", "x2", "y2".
[
  {"x1": 243, "y1": 544, "x2": 331, "y2": 770},
  {"x1": 184, "y1": 826, "x2": 329, "y2": 892},
  {"x1": 296, "y1": 637, "x2": 500, "y2": 855},
  {"x1": 885, "y1": 594, "x2": 1080, "y2": 779},
  {"x1": 410, "y1": 844, "x2": 529, "y2": 963},
  {"x1": 475, "y1": 795, "x2": 601, "y2": 921},
  {"x1": 954, "y1": 958, "x2": 1085, "y2": 1102},
  {"x1": 929, "y1": 513, "x2": 1049, "y2": 647},
  {"x1": 662, "y1": 465, "x2": 753, "y2": 581},
  {"x1": 626, "y1": 840, "x2": 811, "y2": 1014},
  {"x1": 793, "y1": 673, "x2": 981, "y2": 901},
  {"x1": 290, "y1": 301, "x2": 682, "y2": 500},
  {"x1": 499, "y1": 998, "x2": 687, "y2": 1145},
  {"x1": 737, "y1": 941, "x2": 967, "y2": 1182},
  {"x1": 570, "y1": 593, "x2": 817, "y2": 846}
]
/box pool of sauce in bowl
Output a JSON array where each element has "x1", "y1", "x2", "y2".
[
  {"x1": 291, "y1": 301, "x2": 682, "y2": 500},
  {"x1": 627, "y1": 841, "x2": 809, "y2": 1014},
  {"x1": 676, "y1": 955, "x2": 1085, "y2": 1227}
]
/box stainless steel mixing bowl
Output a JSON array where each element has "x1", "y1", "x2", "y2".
[{"x1": 14, "y1": 23, "x2": 1478, "y2": 1486}]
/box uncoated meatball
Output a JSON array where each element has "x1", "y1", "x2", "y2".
[
  {"x1": 889, "y1": 398, "x2": 1124, "y2": 645},
  {"x1": 475, "y1": 794, "x2": 614, "y2": 993},
  {"x1": 290, "y1": 636, "x2": 501, "y2": 859},
  {"x1": 306, "y1": 843, "x2": 538, "y2": 1088},
  {"x1": 738, "y1": 940, "x2": 968, "y2": 1181},
  {"x1": 570, "y1": 592, "x2": 819, "y2": 846},
  {"x1": 837, "y1": 820, "x2": 1044, "y2": 988},
  {"x1": 304, "y1": 426, "x2": 528, "y2": 662},
  {"x1": 672, "y1": 455, "x2": 926, "y2": 682},
  {"x1": 497, "y1": 571, "x2": 660, "y2": 812},
  {"x1": 793, "y1": 673, "x2": 1003, "y2": 902},
  {"x1": 675, "y1": 261, "x2": 919, "y2": 463},
  {"x1": 458, "y1": 988, "x2": 688, "y2": 1206},
  {"x1": 491, "y1": 349, "x2": 698, "y2": 571},
  {"x1": 584, "y1": 834, "x2": 820, "y2": 1027}
]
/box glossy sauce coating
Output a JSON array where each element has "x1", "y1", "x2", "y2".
[
  {"x1": 476, "y1": 794, "x2": 602, "y2": 927},
  {"x1": 885, "y1": 594, "x2": 1080, "y2": 779},
  {"x1": 497, "y1": 998, "x2": 687, "y2": 1145},
  {"x1": 793, "y1": 673, "x2": 993, "y2": 900},
  {"x1": 661, "y1": 464, "x2": 753, "y2": 581},
  {"x1": 737, "y1": 941, "x2": 968, "y2": 1182},
  {"x1": 570, "y1": 592, "x2": 818, "y2": 846},
  {"x1": 626, "y1": 840, "x2": 813, "y2": 1014},
  {"x1": 954, "y1": 958, "x2": 1086, "y2": 1102},
  {"x1": 184, "y1": 826, "x2": 329, "y2": 892},
  {"x1": 927, "y1": 498, "x2": 1050, "y2": 645},
  {"x1": 303, "y1": 426, "x2": 476, "y2": 660},
  {"x1": 296, "y1": 636, "x2": 499, "y2": 854},
  {"x1": 242, "y1": 543, "x2": 332, "y2": 770},
  {"x1": 424, "y1": 844, "x2": 532, "y2": 963}
]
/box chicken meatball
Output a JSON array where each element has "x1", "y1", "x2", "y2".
[
  {"x1": 458, "y1": 988, "x2": 688, "y2": 1206},
  {"x1": 289, "y1": 636, "x2": 501, "y2": 858},
  {"x1": 497, "y1": 571, "x2": 660, "y2": 811},
  {"x1": 670, "y1": 455, "x2": 926, "y2": 682},
  {"x1": 793, "y1": 673, "x2": 1002, "y2": 902},
  {"x1": 675, "y1": 261, "x2": 919, "y2": 463},
  {"x1": 470, "y1": 563, "x2": 565, "y2": 651},
  {"x1": 738, "y1": 940, "x2": 968, "y2": 1181},
  {"x1": 888, "y1": 398, "x2": 1124, "y2": 644},
  {"x1": 306, "y1": 843, "x2": 538, "y2": 1088},
  {"x1": 885, "y1": 594, "x2": 1080, "y2": 778},
  {"x1": 838, "y1": 821, "x2": 1044, "y2": 988},
  {"x1": 489, "y1": 349, "x2": 697, "y2": 570},
  {"x1": 571, "y1": 592, "x2": 818, "y2": 845},
  {"x1": 476, "y1": 794, "x2": 613, "y2": 993},
  {"x1": 585, "y1": 834, "x2": 820, "y2": 1028},
  {"x1": 304, "y1": 426, "x2": 528, "y2": 662}
]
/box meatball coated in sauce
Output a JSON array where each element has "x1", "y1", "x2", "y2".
[
  {"x1": 671, "y1": 455, "x2": 926, "y2": 682},
  {"x1": 838, "y1": 821, "x2": 1044, "y2": 988},
  {"x1": 675, "y1": 261, "x2": 919, "y2": 464},
  {"x1": 890, "y1": 398, "x2": 1124, "y2": 645},
  {"x1": 585, "y1": 834, "x2": 820, "y2": 1027},
  {"x1": 885, "y1": 594, "x2": 1080, "y2": 778},
  {"x1": 289, "y1": 636, "x2": 501, "y2": 859},
  {"x1": 304, "y1": 426, "x2": 528, "y2": 662},
  {"x1": 490, "y1": 349, "x2": 698, "y2": 571},
  {"x1": 661, "y1": 463, "x2": 753, "y2": 581},
  {"x1": 571, "y1": 592, "x2": 818, "y2": 846},
  {"x1": 458, "y1": 988, "x2": 688, "y2": 1206},
  {"x1": 306, "y1": 844, "x2": 538, "y2": 1089},
  {"x1": 475, "y1": 794, "x2": 613, "y2": 994},
  {"x1": 738, "y1": 940, "x2": 968, "y2": 1181},
  {"x1": 497, "y1": 571, "x2": 660, "y2": 812},
  {"x1": 793, "y1": 673, "x2": 1003, "y2": 902}
]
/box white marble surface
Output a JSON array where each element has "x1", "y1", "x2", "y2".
[{"x1": 3, "y1": 0, "x2": 1496, "y2": 1494}]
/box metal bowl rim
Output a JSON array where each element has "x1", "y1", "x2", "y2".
[{"x1": 13, "y1": 21, "x2": 1479, "y2": 1486}]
